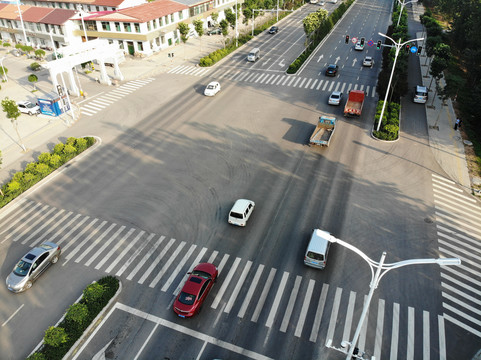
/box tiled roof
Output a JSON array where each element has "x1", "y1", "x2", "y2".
[
  {"x1": 36, "y1": 0, "x2": 128, "y2": 6},
  {"x1": 21, "y1": 7, "x2": 55, "y2": 22},
  {"x1": 89, "y1": 0, "x2": 188, "y2": 22},
  {"x1": 0, "y1": 4, "x2": 75, "y2": 25},
  {"x1": 39, "y1": 8, "x2": 76, "y2": 25}
]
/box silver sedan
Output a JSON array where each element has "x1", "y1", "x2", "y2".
[{"x1": 6, "y1": 242, "x2": 61, "y2": 293}]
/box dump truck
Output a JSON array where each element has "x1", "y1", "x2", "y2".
[
  {"x1": 309, "y1": 116, "x2": 336, "y2": 146},
  {"x1": 344, "y1": 90, "x2": 365, "y2": 116}
]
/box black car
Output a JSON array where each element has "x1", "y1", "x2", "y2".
[
  {"x1": 268, "y1": 26, "x2": 279, "y2": 34},
  {"x1": 325, "y1": 64, "x2": 338, "y2": 76},
  {"x1": 207, "y1": 27, "x2": 222, "y2": 36}
]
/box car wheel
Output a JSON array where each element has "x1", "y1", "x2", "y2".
[
  {"x1": 51, "y1": 255, "x2": 59, "y2": 264},
  {"x1": 28, "y1": 111, "x2": 34, "y2": 116},
  {"x1": 25, "y1": 281, "x2": 33, "y2": 290}
]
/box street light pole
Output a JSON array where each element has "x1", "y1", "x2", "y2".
[
  {"x1": 235, "y1": 0, "x2": 238, "y2": 47},
  {"x1": 325, "y1": 236, "x2": 461, "y2": 360},
  {"x1": 15, "y1": 0, "x2": 29, "y2": 45},
  {"x1": 0, "y1": 56, "x2": 8, "y2": 82},
  {"x1": 77, "y1": 4, "x2": 88, "y2": 42},
  {"x1": 376, "y1": 33, "x2": 424, "y2": 132},
  {"x1": 396, "y1": 0, "x2": 417, "y2": 27}
]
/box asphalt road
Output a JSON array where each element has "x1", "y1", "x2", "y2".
[{"x1": 0, "y1": 0, "x2": 480, "y2": 359}]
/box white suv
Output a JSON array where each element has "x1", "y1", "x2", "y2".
[
  {"x1": 17, "y1": 101, "x2": 40, "y2": 115},
  {"x1": 228, "y1": 199, "x2": 255, "y2": 226}
]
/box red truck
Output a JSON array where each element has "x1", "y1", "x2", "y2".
[{"x1": 344, "y1": 90, "x2": 365, "y2": 117}]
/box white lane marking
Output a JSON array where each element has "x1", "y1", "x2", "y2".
[
  {"x1": 423, "y1": 311, "x2": 430, "y2": 360},
  {"x1": 137, "y1": 237, "x2": 174, "y2": 284},
  {"x1": 11, "y1": 204, "x2": 50, "y2": 241},
  {"x1": 435, "y1": 214, "x2": 481, "y2": 239},
  {"x1": 310, "y1": 79, "x2": 318, "y2": 89},
  {"x1": 238, "y1": 264, "x2": 264, "y2": 319},
  {"x1": 373, "y1": 298, "x2": 385, "y2": 360},
  {"x1": 295, "y1": 279, "x2": 315, "y2": 337},
  {"x1": 435, "y1": 198, "x2": 481, "y2": 218},
  {"x1": 55, "y1": 215, "x2": 90, "y2": 246},
  {"x1": 65, "y1": 220, "x2": 107, "y2": 264},
  {"x1": 280, "y1": 275, "x2": 302, "y2": 332},
  {"x1": 266, "y1": 271, "x2": 289, "y2": 328},
  {"x1": 389, "y1": 303, "x2": 399, "y2": 360},
  {"x1": 443, "y1": 312, "x2": 481, "y2": 338},
  {"x1": 2, "y1": 202, "x2": 42, "y2": 242},
  {"x1": 127, "y1": 235, "x2": 165, "y2": 281},
  {"x1": 322, "y1": 80, "x2": 329, "y2": 91},
  {"x1": 160, "y1": 244, "x2": 197, "y2": 292},
  {"x1": 438, "y1": 315, "x2": 447, "y2": 360},
  {"x1": 441, "y1": 271, "x2": 481, "y2": 295},
  {"x1": 358, "y1": 294, "x2": 369, "y2": 351},
  {"x1": 310, "y1": 283, "x2": 329, "y2": 342},
  {"x1": 438, "y1": 239, "x2": 481, "y2": 263},
  {"x1": 116, "y1": 233, "x2": 156, "y2": 277},
  {"x1": 432, "y1": 183, "x2": 475, "y2": 202},
  {"x1": 342, "y1": 291, "x2": 356, "y2": 342},
  {"x1": 282, "y1": 76, "x2": 290, "y2": 86},
  {"x1": 149, "y1": 241, "x2": 186, "y2": 288},
  {"x1": 173, "y1": 247, "x2": 208, "y2": 296},
  {"x1": 47, "y1": 213, "x2": 81, "y2": 244},
  {"x1": 211, "y1": 257, "x2": 241, "y2": 309},
  {"x1": 251, "y1": 268, "x2": 277, "y2": 323},
  {"x1": 76, "y1": 302, "x2": 275, "y2": 360},
  {"x1": 224, "y1": 260, "x2": 252, "y2": 314},
  {"x1": 61, "y1": 218, "x2": 98, "y2": 251},
  {"x1": 134, "y1": 323, "x2": 159, "y2": 360},
  {"x1": 407, "y1": 307, "x2": 415, "y2": 360},
  {"x1": 443, "y1": 292, "x2": 481, "y2": 316},
  {"x1": 105, "y1": 230, "x2": 145, "y2": 273},
  {"x1": 326, "y1": 287, "x2": 342, "y2": 342},
  {"x1": 287, "y1": 77, "x2": 297, "y2": 86},
  {"x1": 85, "y1": 225, "x2": 125, "y2": 266},
  {"x1": 2, "y1": 304, "x2": 24, "y2": 327},
  {"x1": 20, "y1": 207, "x2": 59, "y2": 244}
]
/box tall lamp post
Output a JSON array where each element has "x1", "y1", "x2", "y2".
[
  {"x1": 325, "y1": 236, "x2": 461, "y2": 360},
  {"x1": 376, "y1": 32, "x2": 424, "y2": 132},
  {"x1": 15, "y1": 0, "x2": 29, "y2": 45},
  {"x1": 396, "y1": 0, "x2": 417, "y2": 27},
  {"x1": 76, "y1": 4, "x2": 88, "y2": 42},
  {"x1": 0, "y1": 56, "x2": 8, "y2": 82}
]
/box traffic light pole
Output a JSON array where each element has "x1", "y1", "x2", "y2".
[{"x1": 376, "y1": 33, "x2": 424, "y2": 132}]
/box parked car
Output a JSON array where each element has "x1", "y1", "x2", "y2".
[
  {"x1": 328, "y1": 91, "x2": 343, "y2": 105},
  {"x1": 173, "y1": 263, "x2": 218, "y2": 318},
  {"x1": 6, "y1": 242, "x2": 61, "y2": 293},
  {"x1": 354, "y1": 41, "x2": 364, "y2": 51},
  {"x1": 268, "y1": 26, "x2": 279, "y2": 34},
  {"x1": 207, "y1": 27, "x2": 222, "y2": 36},
  {"x1": 362, "y1": 56, "x2": 374, "y2": 67},
  {"x1": 204, "y1": 81, "x2": 221, "y2": 96},
  {"x1": 10, "y1": 49, "x2": 21, "y2": 57},
  {"x1": 17, "y1": 101, "x2": 40, "y2": 115},
  {"x1": 325, "y1": 64, "x2": 338, "y2": 77}
]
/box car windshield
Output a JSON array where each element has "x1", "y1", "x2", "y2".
[
  {"x1": 178, "y1": 291, "x2": 196, "y2": 305},
  {"x1": 207, "y1": 85, "x2": 215, "y2": 89},
  {"x1": 26, "y1": 103, "x2": 35, "y2": 108},
  {"x1": 230, "y1": 211, "x2": 243, "y2": 219},
  {"x1": 13, "y1": 260, "x2": 32, "y2": 276},
  {"x1": 192, "y1": 270, "x2": 211, "y2": 279},
  {"x1": 331, "y1": 94, "x2": 340, "y2": 99}
]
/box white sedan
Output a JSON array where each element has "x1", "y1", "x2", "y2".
[
  {"x1": 204, "y1": 81, "x2": 221, "y2": 96},
  {"x1": 328, "y1": 91, "x2": 343, "y2": 105}
]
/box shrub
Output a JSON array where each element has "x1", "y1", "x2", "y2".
[
  {"x1": 44, "y1": 326, "x2": 68, "y2": 347},
  {"x1": 83, "y1": 282, "x2": 105, "y2": 304},
  {"x1": 63, "y1": 144, "x2": 77, "y2": 158},
  {"x1": 38, "y1": 152, "x2": 51, "y2": 164},
  {"x1": 53, "y1": 143, "x2": 64, "y2": 154},
  {"x1": 27, "y1": 353, "x2": 47, "y2": 360},
  {"x1": 30, "y1": 62, "x2": 41, "y2": 71},
  {"x1": 66, "y1": 303, "x2": 89, "y2": 327},
  {"x1": 7, "y1": 181, "x2": 21, "y2": 194},
  {"x1": 35, "y1": 163, "x2": 51, "y2": 177},
  {"x1": 49, "y1": 154, "x2": 62, "y2": 168}
]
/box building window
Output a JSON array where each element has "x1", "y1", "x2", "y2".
[
  {"x1": 159, "y1": 17, "x2": 164, "y2": 26},
  {"x1": 178, "y1": 11, "x2": 183, "y2": 20},
  {"x1": 37, "y1": 23, "x2": 41, "y2": 31},
  {"x1": 134, "y1": 23, "x2": 140, "y2": 33},
  {"x1": 153, "y1": 19, "x2": 158, "y2": 28},
  {"x1": 119, "y1": 41, "x2": 124, "y2": 49},
  {"x1": 137, "y1": 42, "x2": 143, "y2": 51},
  {"x1": 115, "y1": 22, "x2": 121, "y2": 31},
  {"x1": 147, "y1": 21, "x2": 151, "y2": 31},
  {"x1": 85, "y1": 21, "x2": 96, "y2": 31},
  {"x1": 170, "y1": 14, "x2": 174, "y2": 22},
  {"x1": 165, "y1": 16, "x2": 169, "y2": 25},
  {"x1": 123, "y1": 23, "x2": 131, "y2": 32},
  {"x1": 102, "y1": 21, "x2": 110, "y2": 31}
]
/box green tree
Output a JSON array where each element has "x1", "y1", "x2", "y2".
[
  {"x1": 225, "y1": 8, "x2": 236, "y2": 28},
  {"x1": 0, "y1": 65, "x2": 8, "y2": 81},
  {"x1": 177, "y1": 22, "x2": 190, "y2": 58},
  {"x1": 220, "y1": 19, "x2": 229, "y2": 48},
  {"x1": 34, "y1": 48, "x2": 45, "y2": 59},
  {"x1": 1, "y1": 97, "x2": 25, "y2": 151},
  {"x1": 44, "y1": 326, "x2": 68, "y2": 347},
  {"x1": 193, "y1": 19, "x2": 204, "y2": 51},
  {"x1": 83, "y1": 282, "x2": 105, "y2": 303},
  {"x1": 66, "y1": 303, "x2": 89, "y2": 327},
  {"x1": 211, "y1": 12, "x2": 219, "y2": 26},
  {"x1": 28, "y1": 74, "x2": 38, "y2": 90}
]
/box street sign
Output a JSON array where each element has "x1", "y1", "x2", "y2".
[
  {"x1": 367, "y1": 40, "x2": 374, "y2": 47},
  {"x1": 351, "y1": 37, "x2": 358, "y2": 44},
  {"x1": 410, "y1": 46, "x2": 418, "y2": 53}
]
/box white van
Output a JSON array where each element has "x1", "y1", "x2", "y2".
[
  {"x1": 304, "y1": 229, "x2": 332, "y2": 269},
  {"x1": 413, "y1": 85, "x2": 428, "y2": 103},
  {"x1": 228, "y1": 199, "x2": 255, "y2": 226},
  {"x1": 247, "y1": 48, "x2": 260, "y2": 62}
]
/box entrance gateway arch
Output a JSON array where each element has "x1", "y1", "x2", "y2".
[{"x1": 43, "y1": 39, "x2": 125, "y2": 97}]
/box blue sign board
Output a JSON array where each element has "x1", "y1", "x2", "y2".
[{"x1": 410, "y1": 46, "x2": 418, "y2": 53}]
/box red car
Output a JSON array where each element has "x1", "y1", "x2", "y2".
[{"x1": 173, "y1": 263, "x2": 218, "y2": 318}]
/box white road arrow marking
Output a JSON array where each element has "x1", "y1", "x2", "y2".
[
  {"x1": 352, "y1": 58, "x2": 358, "y2": 66},
  {"x1": 91, "y1": 339, "x2": 114, "y2": 360},
  {"x1": 317, "y1": 54, "x2": 324, "y2": 62},
  {"x1": 279, "y1": 59, "x2": 285, "y2": 67},
  {"x1": 334, "y1": 56, "x2": 340, "y2": 64}
]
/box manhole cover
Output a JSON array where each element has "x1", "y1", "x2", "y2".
[{"x1": 424, "y1": 217, "x2": 434, "y2": 223}]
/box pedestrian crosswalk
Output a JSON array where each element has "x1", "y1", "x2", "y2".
[
  {"x1": 0, "y1": 198, "x2": 456, "y2": 358},
  {"x1": 79, "y1": 78, "x2": 155, "y2": 117},
  {"x1": 431, "y1": 173, "x2": 481, "y2": 338},
  {"x1": 167, "y1": 65, "x2": 378, "y2": 97}
]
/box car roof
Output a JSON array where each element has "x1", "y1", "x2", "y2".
[
  {"x1": 231, "y1": 199, "x2": 253, "y2": 213},
  {"x1": 182, "y1": 274, "x2": 207, "y2": 294},
  {"x1": 17, "y1": 101, "x2": 31, "y2": 106},
  {"x1": 328, "y1": 64, "x2": 337, "y2": 68},
  {"x1": 331, "y1": 91, "x2": 342, "y2": 96},
  {"x1": 307, "y1": 229, "x2": 331, "y2": 253},
  {"x1": 21, "y1": 242, "x2": 58, "y2": 261}
]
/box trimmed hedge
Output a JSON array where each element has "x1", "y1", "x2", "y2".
[
  {"x1": 287, "y1": 0, "x2": 355, "y2": 74},
  {"x1": 27, "y1": 276, "x2": 119, "y2": 360},
  {"x1": 0, "y1": 137, "x2": 95, "y2": 209},
  {"x1": 373, "y1": 100, "x2": 400, "y2": 141}
]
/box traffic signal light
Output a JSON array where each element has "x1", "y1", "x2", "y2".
[
  {"x1": 376, "y1": 40, "x2": 382, "y2": 49},
  {"x1": 360, "y1": 37, "x2": 365, "y2": 46},
  {"x1": 345, "y1": 35, "x2": 349, "y2": 44},
  {"x1": 417, "y1": 46, "x2": 422, "y2": 55},
  {"x1": 405, "y1": 44, "x2": 410, "y2": 53}
]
